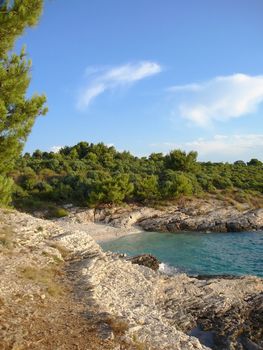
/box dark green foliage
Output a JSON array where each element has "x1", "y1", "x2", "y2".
[
  {"x1": 0, "y1": 0, "x2": 46, "y2": 206},
  {"x1": 11, "y1": 142, "x2": 263, "y2": 208},
  {"x1": 133, "y1": 174, "x2": 159, "y2": 201},
  {"x1": 247, "y1": 158, "x2": 262, "y2": 166},
  {"x1": 165, "y1": 150, "x2": 198, "y2": 172},
  {"x1": 0, "y1": 175, "x2": 13, "y2": 206},
  {"x1": 160, "y1": 171, "x2": 195, "y2": 199}
]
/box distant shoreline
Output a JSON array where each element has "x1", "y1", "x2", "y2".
[
  {"x1": 55, "y1": 219, "x2": 143, "y2": 243},
  {"x1": 50, "y1": 198, "x2": 263, "y2": 240}
]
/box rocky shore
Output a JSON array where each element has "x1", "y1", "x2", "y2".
[
  {"x1": 54, "y1": 199, "x2": 263, "y2": 238},
  {"x1": 1, "y1": 208, "x2": 263, "y2": 349}
]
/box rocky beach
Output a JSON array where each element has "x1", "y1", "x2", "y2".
[
  {"x1": 1, "y1": 205, "x2": 262, "y2": 349},
  {"x1": 52, "y1": 199, "x2": 263, "y2": 241}
]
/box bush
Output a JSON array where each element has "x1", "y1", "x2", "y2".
[
  {"x1": 9, "y1": 141, "x2": 263, "y2": 209},
  {"x1": 48, "y1": 207, "x2": 69, "y2": 218}
]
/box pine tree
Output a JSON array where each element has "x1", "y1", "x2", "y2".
[{"x1": 0, "y1": 0, "x2": 47, "y2": 206}]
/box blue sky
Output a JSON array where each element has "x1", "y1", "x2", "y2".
[{"x1": 17, "y1": 0, "x2": 263, "y2": 161}]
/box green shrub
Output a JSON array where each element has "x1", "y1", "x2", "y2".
[
  {"x1": 8, "y1": 141, "x2": 263, "y2": 209},
  {"x1": 49, "y1": 207, "x2": 69, "y2": 218}
]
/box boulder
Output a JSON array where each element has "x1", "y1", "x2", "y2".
[{"x1": 128, "y1": 254, "x2": 160, "y2": 271}]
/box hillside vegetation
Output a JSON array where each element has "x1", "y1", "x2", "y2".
[
  {"x1": 0, "y1": 0, "x2": 47, "y2": 206},
  {"x1": 10, "y1": 141, "x2": 263, "y2": 212}
]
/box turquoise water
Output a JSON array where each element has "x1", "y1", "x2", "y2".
[{"x1": 101, "y1": 231, "x2": 263, "y2": 277}]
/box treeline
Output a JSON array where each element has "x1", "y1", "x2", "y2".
[{"x1": 10, "y1": 141, "x2": 263, "y2": 209}]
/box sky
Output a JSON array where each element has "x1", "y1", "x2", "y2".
[{"x1": 17, "y1": 0, "x2": 263, "y2": 162}]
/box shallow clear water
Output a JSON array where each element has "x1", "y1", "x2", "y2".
[{"x1": 101, "y1": 231, "x2": 263, "y2": 277}]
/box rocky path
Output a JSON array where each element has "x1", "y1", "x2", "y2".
[
  {"x1": 56, "y1": 227, "x2": 208, "y2": 350},
  {"x1": 1, "y1": 209, "x2": 263, "y2": 349},
  {"x1": 0, "y1": 209, "x2": 129, "y2": 350}
]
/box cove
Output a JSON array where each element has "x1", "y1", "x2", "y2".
[{"x1": 101, "y1": 231, "x2": 263, "y2": 277}]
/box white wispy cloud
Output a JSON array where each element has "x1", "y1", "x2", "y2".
[
  {"x1": 50, "y1": 146, "x2": 63, "y2": 153},
  {"x1": 169, "y1": 74, "x2": 263, "y2": 127},
  {"x1": 150, "y1": 134, "x2": 263, "y2": 162},
  {"x1": 77, "y1": 61, "x2": 162, "y2": 110}
]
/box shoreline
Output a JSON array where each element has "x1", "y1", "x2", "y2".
[
  {"x1": 2, "y1": 208, "x2": 263, "y2": 349},
  {"x1": 55, "y1": 219, "x2": 263, "y2": 279},
  {"x1": 54, "y1": 213, "x2": 263, "y2": 349},
  {"x1": 53, "y1": 205, "x2": 263, "y2": 245},
  {"x1": 50, "y1": 199, "x2": 263, "y2": 236},
  {"x1": 55, "y1": 219, "x2": 143, "y2": 243}
]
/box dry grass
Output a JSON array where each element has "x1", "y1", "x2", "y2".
[
  {"x1": 1, "y1": 254, "x2": 126, "y2": 349},
  {"x1": 131, "y1": 334, "x2": 150, "y2": 350},
  {"x1": 106, "y1": 317, "x2": 129, "y2": 335},
  {"x1": 0, "y1": 210, "x2": 144, "y2": 350},
  {"x1": 0, "y1": 287, "x2": 120, "y2": 350},
  {"x1": 19, "y1": 265, "x2": 65, "y2": 297},
  {"x1": 0, "y1": 225, "x2": 15, "y2": 251},
  {"x1": 104, "y1": 317, "x2": 152, "y2": 350},
  {"x1": 41, "y1": 250, "x2": 64, "y2": 265},
  {"x1": 249, "y1": 195, "x2": 263, "y2": 209},
  {"x1": 134, "y1": 342, "x2": 149, "y2": 350},
  {"x1": 219, "y1": 189, "x2": 263, "y2": 210}
]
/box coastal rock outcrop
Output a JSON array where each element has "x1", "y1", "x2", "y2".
[
  {"x1": 59, "y1": 199, "x2": 263, "y2": 233},
  {"x1": 1, "y1": 209, "x2": 263, "y2": 349},
  {"x1": 57, "y1": 228, "x2": 263, "y2": 349},
  {"x1": 139, "y1": 207, "x2": 263, "y2": 233},
  {"x1": 127, "y1": 254, "x2": 160, "y2": 271},
  {"x1": 158, "y1": 275, "x2": 263, "y2": 349}
]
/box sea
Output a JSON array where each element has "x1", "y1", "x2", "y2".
[{"x1": 101, "y1": 231, "x2": 263, "y2": 277}]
